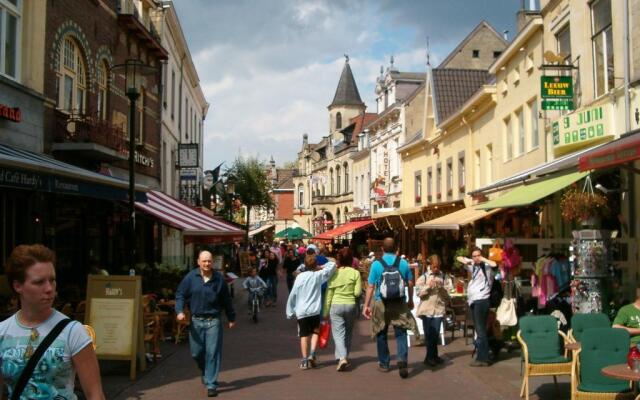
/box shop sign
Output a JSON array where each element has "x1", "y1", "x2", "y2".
[
  {"x1": 120, "y1": 149, "x2": 155, "y2": 168},
  {"x1": 542, "y1": 99, "x2": 574, "y2": 111},
  {"x1": 540, "y1": 76, "x2": 573, "y2": 99},
  {"x1": 551, "y1": 104, "x2": 612, "y2": 156},
  {"x1": 0, "y1": 104, "x2": 21, "y2": 122}
]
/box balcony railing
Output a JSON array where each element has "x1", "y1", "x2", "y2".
[
  {"x1": 117, "y1": 0, "x2": 168, "y2": 59},
  {"x1": 53, "y1": 110, "x2": 128, "y2": 161}
]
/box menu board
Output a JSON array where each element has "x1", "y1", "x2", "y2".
[{"x1": 85, "y1": 275, "x2": 145, "y2": 380}]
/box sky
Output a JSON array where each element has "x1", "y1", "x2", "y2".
[{"x1": 172, "y1": 0, "x2": 521, "y2": 170}]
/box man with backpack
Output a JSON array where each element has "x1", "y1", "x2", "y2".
[
  {"x1": 362, "y1": 238, "x2": 414, "y2": 379},
  {"x1": 457, "y1": 247, "x2": 498, "y2": 367}
]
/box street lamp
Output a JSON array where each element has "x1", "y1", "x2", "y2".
[{"x1": 111, "y1": 59, "x2": 157, "y2": 269}]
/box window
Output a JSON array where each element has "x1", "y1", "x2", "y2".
[
  {"x1": 493, "y1": 51, "x2": 502, "y2": 58},
  {"x1": 458, "y1": 152, "x2": 465, "y2": 194},
  {"x1": 516, "y1": 109, "x2": 525, "y2": 155},
  {"x1": 436, "y1": 163, "x2": 442, "y2": 199},
  {"x1": 329, "y1": 168, "x2": 333, "y2": 195},
  {"x1": 298, "y1": 184, "x2": 304, "y2": 208},
  {"x1": 162, "y1": 63, "x2": 167, "y2": 108},
  {"x1": 336, "y1": 166, "x2": 341, "y2": 194},
  {"x1": 556, "y1": 25, "x2": 571, "y2": 64},
  {"x1": 343, "y1": 162, "x2": 349, "y2": 193},
  {"x1": 336, "y1": 112, "x2": 342, "y2": 129},
  {"x1": 472, "y1": 49, "x2": 480, "y2": 58},
  {"x1": 96, "y1": 60, "x2": 108, "y2": 120},
  {"x1": 446, "y1": 158, "x2": 453, "y2": 198},
  {"x1": 135, "y1": 86, "x2": 145, "y2": 143},
  {"x1": 525, "y1": 53, "x2": 534, "y2": 73},
  {"x1": 427, "y1": 167, "x2": 433, "y2": 200},
  {"x1": 355, "y1": 176, "x2": 359, "y2": 204},
  {"x1": 512, "y1": 66, "x2": 520, "y2": 86},
  {"x1": 178, "y1": 80, "x2": 182, "y2": 131},
  {"x1": 504, "y1": 117, "x2": 513, "y2": 160},
  {"x1": 0, "y1": 0, "x2": 20, "y2": 79},
  {"x1": 171, "y1": 69, "x2": 175, "y2": 119},
  {"x1": 486, "y1": 144, "x2": 493, "y2": 184},
  {"x1": 591, "y1": 0, "x2": 614, "y2": 96},
  {"x1": 185, "y1": 98, "x2": 189, "y2": 139},
  {"x1": 474, "y1": 150, "x2": 481, "y2": 189},
  {"x1": 529, "y1": 99, "x2": 539, "y2": 149},
  {"x1": 414, "y1": 172, "x2": 422, "y2": 205},
  {"x1": 58, "y1": 36, "x2": 87, "y2": 114}
]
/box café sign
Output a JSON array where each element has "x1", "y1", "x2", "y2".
[
  {"x1": 0, "y1": 104, "x2": 21, "y2": 122},
  {"x1": 552, "y1": 103, "x2": 612, "y2": 156}
]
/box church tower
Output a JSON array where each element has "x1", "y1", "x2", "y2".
[{"x1": 328, "y1": 55, "x2": 365, "y2": 141}]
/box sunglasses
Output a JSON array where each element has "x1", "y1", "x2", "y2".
[{"x1": 24, "y1": 328, "x2": 40, "y2": 360}]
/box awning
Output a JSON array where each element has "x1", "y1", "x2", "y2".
[
  {"x1": 477, "y1": 171, "x2": 588, "y2": 210},
  {"x1": 579, "y1": 129, "x2": 640, "y2": 172},
  {"x1": 0, "y1": 143, "x2": 147, "y2": 201},
  {"x1": 313, "y1": 219, "x2": 374, "y2": 241},
  {"x1": 249, "y1": 224, "x2": 275, "y2": 237},
  {"x1": 136, "y1": 190, "x2": 244, "y2": 242},
  {"x1": 415, "y1": 206, "x2": 503, "y2": 230}
]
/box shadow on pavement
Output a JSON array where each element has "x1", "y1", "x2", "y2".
[{"x1": 218, "y1": 374, "x2": 290, "y2": 393}]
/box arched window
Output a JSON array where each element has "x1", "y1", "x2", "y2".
[
  {"x1": 343, "y1": 162, "x2": 349, "y2": 193},
  {"x1": 59, "y1": 36, "x2": 87, "y2": 114},
  {"x1": 96, "y1": 60, "x2": 108, "y2": 120},
  {"x1": 336, "y1": 166, "x2": 341, "y2": 194},
  {"x1": 336, "y1": 112, "x2": 342, "y2": 129},
  {"x1": 298, "y1": 184, "x2": 304, "y2": 208},
  {"x1": 329, "y1": 168, "x2": 334, "y2": 195}
]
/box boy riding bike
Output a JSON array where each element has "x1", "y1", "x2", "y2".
[{"x1": 243, "y1": 268, "x2": 267, "y2": 315}]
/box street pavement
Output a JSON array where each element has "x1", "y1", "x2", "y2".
[{"x1": 104, "y1": 276, "x2": 570, "y2": 399}]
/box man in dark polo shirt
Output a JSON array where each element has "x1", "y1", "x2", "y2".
[{"x1": 176, "y1": 250, "x2": 236, "y2": 397}]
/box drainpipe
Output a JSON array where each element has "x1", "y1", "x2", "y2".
[{"x1": 623, "y1": 0, "x2": 631, "y2": 134}]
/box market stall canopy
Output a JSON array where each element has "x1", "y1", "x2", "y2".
[
  {"x1": 275, "y1": 226, "x2": 313, "y2": 240},
  {"x1": 135, "y1": 190, "x2": 244, "y2": 242},
  {"x1": 477, "y1": 171, "x2": 588, "y2": 210},
  {"x1": 415, "y1": 206, "x2": 503, "y2": 230},
  {"x1": 313, "y1": 219, "x2": 374, "y2": 241},
  {"x1": 0, "y1": 143, "x2": 148, "y2": 201},
  {"x1": 249, "y1": 224, "x2": 275, "y2": 237},
  {"x1": 578, "y1": 129, "x2": 640, "y2": 172}
]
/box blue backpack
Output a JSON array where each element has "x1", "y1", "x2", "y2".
[{"x1": 378, "y1": 256, "x2": 405, "y2": 300}]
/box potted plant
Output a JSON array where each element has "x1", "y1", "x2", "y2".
[
  {"x1": 447, "y1": 188, "x2": 453, "y2": 196},
  {"x1": 436, "y1": 193, "x2": 442, "y2": 200},
  {"x1": 560, "y1": 184, "x2": 610, "y2": 225},
  {"x1": 415, "y1": 195, "x2": 421, "y2": 203},
  {"x1": 427, "y1": 194, "x2": 432, "y2": 202},
  {"x1": 459, "y1": 185, "x2": 466, "y2": 194}
]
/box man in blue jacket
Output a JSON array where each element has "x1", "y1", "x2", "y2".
[{"x1": 176, "y1": 250, "x2": 236, "y2": 397}]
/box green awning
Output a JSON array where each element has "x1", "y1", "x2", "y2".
[{"x1": 477, "y1": 171, "x2": 588, "y2": 210}]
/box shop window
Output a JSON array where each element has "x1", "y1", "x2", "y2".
[
  {"x1": 0, "y1": 0, "x2": 20, "y2": 80},
  {"x1": 591, "y1": 0, "x2": 614, "y2": 97},
  {"x1": 58, "y1": 35, "x2": 87, "y2": 114},
  {"x1": 96, "y1": 60, "x2": 108, "y2": 120}
]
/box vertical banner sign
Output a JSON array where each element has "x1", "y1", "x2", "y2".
[{"x1": 540, "y1": 76, "x2": 574, "y2": 111}]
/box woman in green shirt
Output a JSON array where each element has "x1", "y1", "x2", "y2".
[{"x1": 323, "y1": 247, "x2": 362, "y2": 371}]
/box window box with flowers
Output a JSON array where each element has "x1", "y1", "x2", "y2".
[
  {"x1": 436, "y1": 193, "x2": 442, "y2": 200},
  {"x1": 560, "y1": 182, "x2": 610, "y2": 226},
  {"x1": 447, "y1": 189, "x2": 453, "y2": 196},
  {"x1": 427, "y1": 195, "x2": 432, "y2": 202},
  {"x1": 459, "y1": 185, "x2": 466, "y2": 194},
  {"x1": 415, "y1": 195, "x2": 421, "y2": 204}
]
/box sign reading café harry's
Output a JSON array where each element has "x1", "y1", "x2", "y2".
[
  {"x1": 0, "y1": 103, "x2": 21, "y2": 122},
  {"x1": 551, "y1": 103, "x2": 613, "y2": 157}
]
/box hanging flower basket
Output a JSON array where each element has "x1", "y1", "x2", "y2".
[{"x1": 560, "y1": 176, "x2": 610, "y2": 223}]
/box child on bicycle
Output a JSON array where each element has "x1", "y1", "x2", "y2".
[{"x1": 243, "y1": 267, "x2": 267, "y2": 311}]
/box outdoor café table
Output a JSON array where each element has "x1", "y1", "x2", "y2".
[{"x1": 601, "y1": 364, "x2": 640, "y2": 398}]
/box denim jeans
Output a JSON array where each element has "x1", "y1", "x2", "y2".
[
  {"x1": 266, "y1": 275, "x2": 278, "y2": 302},
  {"x1": 376, "y1": 324, "x2": 408, "y2": 366},
  {"x1": 471, "y1": 298, "x2": 490, "y2": 362},
  {"x1": 421, "y1": 316, "x2": 443, "y2": 361},
  {"x1": 189, "y1": 317, "x2": 223, "y2": 389},
  {"x1": 329, "y1": 304, "x2": 358, "y2": 360}
]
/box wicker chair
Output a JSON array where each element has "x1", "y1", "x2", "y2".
[
  {"x1": 571, "y1": 327, "x2": 634, "y2": 400},
  {"x1": 517, "y1": 315, "x2": 573, "y2": 400},
  {"x1": 569, "y1": 313, "x2": 611, "y2": 343}
]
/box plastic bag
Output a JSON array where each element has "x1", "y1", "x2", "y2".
[
  {"x1": 318, "y1": 321, "x2": 331, "y2": 349},
  {"x1": 488, "y1": 240, "x2": 503, "y2": 263}
]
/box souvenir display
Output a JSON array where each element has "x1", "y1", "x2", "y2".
[{"x1": 570, "y1": 230, "x2": 611, "y2": 314}]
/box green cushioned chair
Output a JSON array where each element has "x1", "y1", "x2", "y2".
[
  {"x1": 517, "y1": 315, "x2": 572, "y2": 400},
  {"x1": 569, "y1": 313, "x2": 611, "y2": 343},
  {"x1": 572, "y1": 327, "x2": 634, "y2": 400}
]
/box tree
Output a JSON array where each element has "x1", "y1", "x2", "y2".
[{"x1": 226, "y1": 157, "x2": 274, "y2": 246}]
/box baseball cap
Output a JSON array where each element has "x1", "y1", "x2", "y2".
[
  {"x1": 307, "y1": 244, "x2": 318, "y2": 254},
  {"x1": 368, "y1": 252, "x2": 374, "y2": 257}
]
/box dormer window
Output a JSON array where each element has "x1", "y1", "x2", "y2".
[{"x1": 472, "y1": 49, "x2": 480, "y2": 58}]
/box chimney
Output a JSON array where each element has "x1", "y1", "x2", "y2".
[{"x1": 516, "y1": 0, "x2": 540, "y2": 32}]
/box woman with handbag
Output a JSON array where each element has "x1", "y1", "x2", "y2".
[
  {"x1": 0, "y1": 244, "x2": 105, "y2": 400},
  {"x1": 415, "y1": 255, "x2": 450, "y2": 367},
  {"x1": 323, "y1": 248, "x2": 362, "y2": 371}
]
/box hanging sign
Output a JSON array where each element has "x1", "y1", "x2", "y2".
[
  {"x1": 552, "y1": 103, "x2": 613, "y2": 156},
  {"x1": 541, "y1": 76, "x2": 574, "y2": 111}
]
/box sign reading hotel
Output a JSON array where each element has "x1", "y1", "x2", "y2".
[
  {"x1": 552, "y1": 103, "x2": 612, "y2": 157},
  {"x1": 541, "y1": 76, "x2": 574, "y2": 111}
]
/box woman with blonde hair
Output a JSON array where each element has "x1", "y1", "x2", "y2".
[{"x1": 415, "y1": 254, "x2": 450, "y2": 367}]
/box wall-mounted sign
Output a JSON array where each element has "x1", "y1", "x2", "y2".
[
  {"x1": 0, "y1": 104, "x2": 21, "y2": 122},
  {"x1": 552, "y1": 103, "x2": 613, "y2": 156},
  {"x1": 542, "y1": 99, "x2": 574, "y2": 110},
  {"x1": 541, "y1": 76, "x2": 574, "y2": 111},
  {"x1": 178, "y1": 143, "x2": 199, "y2": 168}
]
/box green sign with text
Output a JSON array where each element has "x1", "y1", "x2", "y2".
[
  {"x1": 541, "y1": 76, "x2": 573, "y2": 99},
  {"x1": 551, "y1": 104, "x2": 612, "y2": 156}
]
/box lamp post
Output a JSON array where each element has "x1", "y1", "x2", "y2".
[
  {"x1": 111, "y1": 59, "x2": 156, "y2": 269},
  {"x1": 225, "y1": 177, "x2": 236, "y2": 222}
]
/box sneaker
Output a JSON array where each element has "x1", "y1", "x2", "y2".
[
  {"x1": 337, "y1": 358, "x2": 349, "y2": 371},
  {"x1": 398, "y1": 361, "x2": 409, "y2": 379},
  {"x1": 378, "y1": 363, "x2": 390, "y2": 372},
  {"x1": 300, "y1": 359, "x2": 310, "y2": 370},
  {"x1": 469, "y1": 360, "x2": 491, "y2": 367},
  {"x1": 207, "y1": 388, "x2": 218, "y2": 397},
  {"x1": 308, "y1": 354, "x2": 317, "y2": 368}
]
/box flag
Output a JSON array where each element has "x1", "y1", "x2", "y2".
[{"x1": 211, "y1": 162, "x2": 223, "y2": 183}]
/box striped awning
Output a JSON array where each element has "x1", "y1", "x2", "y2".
[{"x1": 136, "y1": 190, "x2": 244, "y2": 240}]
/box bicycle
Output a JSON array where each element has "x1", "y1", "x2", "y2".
[{"x1": 249, "y1": 289, "x2": 263, "y2": 323}]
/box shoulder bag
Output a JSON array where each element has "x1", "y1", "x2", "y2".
[{"x1": 12, "y1": 318, "x2": 72, "y2": 400}]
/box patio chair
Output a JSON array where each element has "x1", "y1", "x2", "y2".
[
  {"x1": 84, "y1": 324, "x2": 97, "y2": 350},
  {"x1": 517, "y1": 315, "x2": 572, "y2": 400},
  {"x1": 571, "y1": 327, "x2": 634, "y2": 400},
  {"x1": 569, "y1": 313, "x2": 610, "y2": 343},
  {"x1": 447, "y1": 296, "x2": 468, "y2": 341}
]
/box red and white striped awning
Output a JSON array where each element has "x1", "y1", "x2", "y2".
[{"x1": 136, "y1": 190, "x2": 244, "y2": 241}]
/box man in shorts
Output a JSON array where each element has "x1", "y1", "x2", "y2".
[{"x1": 286, "y1": 255, "x2": 336, "y2": 369}]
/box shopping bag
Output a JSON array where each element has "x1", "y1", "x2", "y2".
[
  {"x1": 488, "y1": 240, "x2": 503, "y2": 263},
  {"x1": 496, "y1": 298, "x2": 517, "y2": 327},
  {"x1": 318, "y1": 321, "x2": 331, "y2": 349}
]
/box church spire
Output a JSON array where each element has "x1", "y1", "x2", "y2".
[{"x1": 328, "y1": 55, "x2": 364, "y2": 109}]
